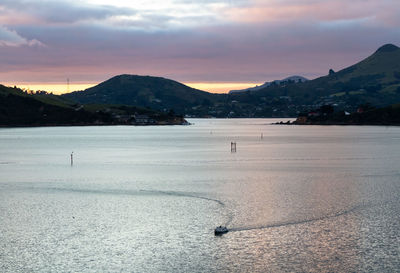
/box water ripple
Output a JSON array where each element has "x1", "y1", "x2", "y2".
[{"x1": 229, "y1": 202, "x2": 372, "y2": 232}]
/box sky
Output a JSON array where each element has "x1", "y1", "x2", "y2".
[{"x1": 0, "y1": 0, "x2": 400, "y2": 93}]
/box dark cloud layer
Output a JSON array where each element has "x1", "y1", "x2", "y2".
[{"x1": 1, "y1": 0, "x2": 135, "y2": 24}]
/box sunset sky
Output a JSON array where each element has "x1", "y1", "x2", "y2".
[{"x1": 1, "y1": 0, "x2": 399, "y2": 93}]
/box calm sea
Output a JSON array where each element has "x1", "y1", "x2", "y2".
[{"x1": 0, "y1": 119, "x2": 399, "y2": 272}]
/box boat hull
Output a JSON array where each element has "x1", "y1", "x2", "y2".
[{"x1": 214, "y1": 226, "x2": 229, "y2": 235}]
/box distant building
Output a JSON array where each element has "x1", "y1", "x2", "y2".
[
  {"x1": 134, "y1": 114, "x2": 155, "y2": 124},
  {"x1": 296, "y1": 116, "x2": 308, "y2": 124},
  {"x1": 308, "y1": 112, "x2": 320, "y2": 117},
  {"x1": 135, "y1": 114, "x2": 150, "y2": 124}
]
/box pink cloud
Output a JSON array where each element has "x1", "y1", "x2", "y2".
[
  {"x1": 0, "y1": 0, "x2": 399, "y2": 89},
  {"x1": 224, "y1": 0, "x2": 399, "y2": 25}
]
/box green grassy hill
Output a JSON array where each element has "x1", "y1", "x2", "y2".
[
  {"x1": 333, "y1": 44, "x2": 400, "y2": 84},
  {"x1": 247, "y1": 44, "x2": 400, "y2": 109}
]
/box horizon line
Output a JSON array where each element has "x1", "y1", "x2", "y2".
[{"x1": 2, "y1": 81, "x2": 272, "y2": 94}]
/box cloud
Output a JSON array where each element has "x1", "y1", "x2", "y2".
[
  {"x1": 0, "y1": 0, "x2": 231, "y2": 29},
  {"x1": 0, "y1": 26, "x2": 44, "y2": 47},
  {"x1": 224, "y1": 0, "x2": 400, "y2": 26},
  {"x1": 0, "y1": 0, "x2": 399, "y2": 86},
  {"x1": 4, "y1": 18, "x2": 398, "y2": 83},
  {"x1": 0, "y1": 0, "x2": 135, "y2": 24}
]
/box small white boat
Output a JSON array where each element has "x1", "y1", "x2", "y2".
[{"x1": 214, "y1": 226, "x2": 228, "y2": 235}]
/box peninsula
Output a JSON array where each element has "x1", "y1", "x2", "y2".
[{"x1": 0, "y1": 84, "x2": 188, "y2": 127}]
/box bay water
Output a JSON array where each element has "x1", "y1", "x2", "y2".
[{"x1": 1, "y1": 119, "x2": 399, "y2": 272}]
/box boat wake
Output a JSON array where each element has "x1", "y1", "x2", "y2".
[
  {"x1": 139, "y1": 189, "x2": 225, "y2": 206},
  {"x1": 140, "y1": 190, "x2": 234, "y2": 227},
  {"x1": 15, "y1": 185, "x2": 378, "y2": 232},
  {"x1": 17, "y1": 185, "x2": 216, "y2": 201},
  {"x1": 228, "y1": 202, "x2": 369, "y2": 232},
  {"x1": 22, "y1": 186, "x2": 226, "y2": 206},
  {"x1": 17, "y1": 185, "x2": 234, "y2": 226}
]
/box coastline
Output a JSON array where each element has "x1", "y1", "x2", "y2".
[
  {"x1": 0, "y1": 118, "x2": 190, "y2": 128},
  {"x1": 274, "y1": 120, "x2": 400, "y2": 126}
]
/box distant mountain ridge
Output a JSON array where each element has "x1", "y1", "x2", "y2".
[
  {"x1": 234, "y1": 43, "x2": 400, "y2": 114},
  {"x1": 326, "y1": 43, "x2": 400, "y2": 84},
  {"x1": 60, "y1": 43, "x2": 400, "y2": 118},
  {"x1": 229, "y1": 76, "x2": 309, "y2": 94},
  {"x1": 5, "y1": 43, "x2": 399, "y2": 121}
]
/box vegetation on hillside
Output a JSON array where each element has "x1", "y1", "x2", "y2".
[
  {"x1": 241, "y1": 44, "x2": 400, "y2": 114},
  {"x1": 60, "y1": 44, "x2": 400, "y2": 118},
  {"x1": 292, "y1": 103, "x2": 400, "y2": 125},
  {"x1": 2, "y1": 44, "x2": 400, "y2": 123},
  {"x1": 0, "y1": 85, "x2": 187, "y2": 127},
  {"x1": 63, "y1": 74, "x2": 225, "y2": 114}
]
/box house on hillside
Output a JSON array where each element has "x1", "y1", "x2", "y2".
[
  {"x1": 134, "y1": 114, "x2": 155, "y2": 125},
  {"x1": 296, "y1": 116, "x2": 308, "y2": 124},
  {"x1": 308, "y1": 111, "x2": 320, "y2": 117}
]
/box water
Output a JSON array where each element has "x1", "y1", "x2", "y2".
[{"x1": 0, "y1": 119, "x2": 399, "y2": 272}]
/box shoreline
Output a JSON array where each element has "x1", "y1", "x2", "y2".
[
  {"x1": 273, "y1": 120, "x2": 400, "y2": 126},
  {"x1": 0, "y1": 120, "x2": 190, "y2": 128}
]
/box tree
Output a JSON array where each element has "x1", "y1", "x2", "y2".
[
  {"x1": 358, "y1": 103, "x2": 375, "y2": 112},
  {"x1": 202, "y1": 98, "x2": 211, "y2": 106},
  {"x1": 168, "y1": 109, "x2": 175, "y2": 116},
  {"x1": 319, "y1": 105, "x2": 334, "y2": 114}
]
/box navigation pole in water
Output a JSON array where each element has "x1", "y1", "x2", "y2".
[
  {"x1": 71, "y1": 152, "x2": 73, "y2": 166},
  {"x1": 231, "y1": 142, "x2": 236, "y2": 153}
]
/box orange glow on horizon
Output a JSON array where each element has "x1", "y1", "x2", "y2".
[
  {"x1": 4, "y1": 83, "x2": 97, "y2": 94},
  {"x1": 5, "y1": 82, "x2": 261, "y2": 94},
  {"x1": 184, "y1": 82, "x2": 261, "y2": 93}
]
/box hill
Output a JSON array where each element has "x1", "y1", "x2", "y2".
[
  {"x1": 59, "y1": 44, "x2": 400, "y2": 118},
  {"x1": 4, "y1": 43, "x2": 399, "y2": 120},
  {"x1": 0, "y1": 85, "x2": 187, "y2": 126},
  {"x1": 239, "y1": 44, "x2": 400, "y2": 116},
  {"x1": 0, "y1": 85, "x2": 101, "y2": 126},
  {"x1": 229, "y1": 76, "x2": 308, "y2": 94},
  {"x1": 62, "y1": 74, "x2": 223, "y2": 115}
]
